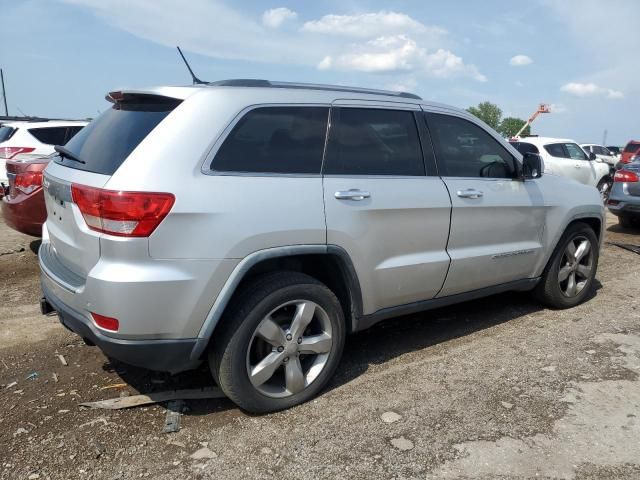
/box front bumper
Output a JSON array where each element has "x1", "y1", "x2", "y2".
[{"x1": 41, "y1": 279, "x2": 201, "y2": 373}]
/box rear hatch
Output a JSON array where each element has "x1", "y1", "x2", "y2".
[
  {"x1": 621, "y1": 142, "x2": 640, "y2": 165},
  {"x1": 43, "y1": 93, "x2": 182, "y2": 279}
]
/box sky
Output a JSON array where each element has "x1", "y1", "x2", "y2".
[{"x1": 1, "y1": 0, "x2": 638, "y2": 145}]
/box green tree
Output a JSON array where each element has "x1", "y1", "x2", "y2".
[
  {"x1": 466, "y1": 102, "x2": 502, "y2": 130},
  {"x1": 499, "y1": 116, "x2": 530, "y2": 137}
]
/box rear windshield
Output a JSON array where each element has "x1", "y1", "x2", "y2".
[
  {"x1": 624, "y1": 143, "x2": 640, "y2": 153},
  {"x1": 54, "y1": 96, "x2": 181, "y2": 175},
  {"x1": 0, "y1": 126, "x2": 16, "y2": 143}
]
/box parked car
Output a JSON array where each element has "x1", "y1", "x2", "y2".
[
  {"x1": 39, "y1": 81, "x2": 604, "y2": 413},
  {"x1": 580, "y1": 144, "x2": 618, "y2": 166},
  {"x1": 606, "y1": 146, "x2": 622, "y2": 158},
  {"x1": 607, "y1": 160, "x2": 640, "y2": 228},
  {"x1": 510, "y1": 137, "x2": 611, "y2": 195},
  {"x1": 619, "y1": 141, "x2": 640, "y2": 166},
  {"x1": 0, "y1": 120, "x2": 87, "y2": 187},
  {"x1": 1, "y1": 157, "x2": 50, "y2": 236}
]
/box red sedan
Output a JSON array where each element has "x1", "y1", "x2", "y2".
[{"x1": 1, "y1": 157, "x2": 48, "y2": 236}]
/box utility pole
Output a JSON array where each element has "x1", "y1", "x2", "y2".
[
  {"x1": 0, "y1": 69, "x2": 8, "y2": 116},
  {"x1": 602, "y1": 129, "x2": 608, "y2": 146}
]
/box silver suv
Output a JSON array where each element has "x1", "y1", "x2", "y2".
[{"x1": 39, "y1": 80, "x2": 604, "y2": 413}]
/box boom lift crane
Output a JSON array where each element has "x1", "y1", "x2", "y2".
[{"x1": 514, "y1": 103, "x2": 550, "y2": 138}]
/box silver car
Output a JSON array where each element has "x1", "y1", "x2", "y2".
[{"x1": 39, "y1": 80, "x2": 605, "y2": 412}]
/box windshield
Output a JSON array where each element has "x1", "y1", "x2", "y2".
[{"x1": 54, "y1": 96, "x2": 181, "y2": 175}]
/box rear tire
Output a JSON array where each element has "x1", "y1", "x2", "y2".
[
  {"x1": 209, "y1": 272, "x2": 345, "y2": 413},
  {"x1": 534, "y1": 222, "x2": 599, "y2": 309}
]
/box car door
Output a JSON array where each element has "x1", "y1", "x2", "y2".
[
  {"x1": 322, "y1": 103, "x2": 451, "y2": 315},
  {"x1": 564, "y1": 142, "x2": 595, "y2": 186},
  {"x1": 424, "y1": 110, "x2": 545, "y2": 297}
]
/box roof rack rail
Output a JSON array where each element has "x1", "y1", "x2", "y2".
[{"x1": 207, "y1": 79, "x2": 422, "y2": 100}]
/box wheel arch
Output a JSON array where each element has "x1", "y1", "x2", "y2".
[{"x1": 189, "y1": 245, "x2": 363, "y2": 361}]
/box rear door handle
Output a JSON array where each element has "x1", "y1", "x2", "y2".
[
  {"x1": 456, "y1": 188, "x2": 483, "y2": 199},
  {"x1": 334, "y1": 189, "x2": 371, "y2": 201}
]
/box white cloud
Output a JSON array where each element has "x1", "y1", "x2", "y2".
[
  {"x1": 318, "y1": 34, "x2": 486, "y2": 81},
  {"x1": 561, "y1": 82, "x2": 623, "y2": 99},
  {"x1": 262, "y1": 7, "x2": 297, "y2": 29},
  {"x1": 301, "y1": 11, "x2": 445, "y2": 39},
  {"x1": 509, "y1": 55, "x2": 532, "y2": 66}
]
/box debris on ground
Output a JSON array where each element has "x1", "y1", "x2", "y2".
[
  {"x1": 189, "y1": 447, "x2": 217, "y2": 460},
  {"x1": 100, "y1": 383, "x2": 127, "y2": 390},
  {"x1": 5, "y1": 381, "x2": 17, "y2": 389},
  {"x1": 57, "y1": 354, "x2": 68, "y2": 366},
  {"x1": 500, "y1": 401, "x2": 514, "y2": 410},
  {"x1": 25, "y1": 371, "x2": 39, "y2": 380},
  {"x1": 607, "y1": 242, "x2": 640, "y2": 255},
  {"x1": 380, "y1": 411, "x2": 402, "y2": 423},
  {"x1": 162, "y1": 399, "x2": 184, "y2": 433},
  {"x1": 390, "y1": 437, "x2": 414, "y2": 451},
  {"x1": 79, "y1": 387, "x2": 225, "y2": 410}
]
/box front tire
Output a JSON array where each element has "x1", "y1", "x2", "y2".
[
  {"x1": 209, "y1": 272, "x2": 346, "y2": 413},
  {"x1": 534, "y1": 222, "x2": 599, "y2": 309}
]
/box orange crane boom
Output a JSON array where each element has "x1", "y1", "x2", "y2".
[{"x1": 514, "y1": 103, "x2": 550, "y2": 138}]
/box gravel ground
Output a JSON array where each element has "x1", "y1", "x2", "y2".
[{"x1": 1, "y1": 214, "x2": 639, "y2": 480}]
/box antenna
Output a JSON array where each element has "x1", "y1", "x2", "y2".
[
  {"x1": 176, "y1": 46, "x2": 207, "y2": 85},
  {"x1": 0, "y1": 69, "x2": 8, "y2": 116}
]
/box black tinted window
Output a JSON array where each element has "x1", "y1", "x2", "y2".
[
  {"x1": 29, "y1": 127, "x2": 68, "y2": 145},
  {"x1": 427, "y1": 113, "x2": 516, "y2": 178},
  {"x1": 0, "y1": 126, "x2": 15, "y2": 143},
  {"x1": 324, "y1": 108, "x2": 424, "y2": 176},
  {"x1": 510, "y1": 142, "x2": 539, "y2": 155},
  {"x1": 213, "y1": 107, "x2": 328, "y2": 174},
  {"x1": 55, "y1": 97, "x2": 180, "y2": 175},
  {"x1": 544, "y1": 143, "x2": 567, "y2": 158},
  {"x1": 65, "y1": 126, "x2": 84, "y2": 144}
]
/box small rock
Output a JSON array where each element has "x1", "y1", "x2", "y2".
[
  {"x1": 381, "y1": 411, "x2": 402, "y2": 423},
  {"x1": 260, "y1": 447, "x2": 273, "y2": 455},
  {"x1": 390, "y1": 436, "x2": 414, "y2": 451},
  {"x1": 28, "y1": 474, "x2": 40, "y2": 480},
  {"x1": 190, "y1": 447, "x2": 217, "y2": 460},
  {"x1": 541, "y1": 365, "x2": 557, "y2": 372},
  {"x1": 500, "y1": 401, "x2": 514, "y2": 410},
  {"x1": 586, "y1": 350, "x2": 596, "y2": 355},
  {"x1": 13, "y1": 428, "x2": 28, "y2": 437}
]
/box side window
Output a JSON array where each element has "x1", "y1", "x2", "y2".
[
  {"x1": 323, "y1": 108, "x2": 424, "y2": 176},
  {"x1": 212, "y1": 107, "x2": 328, "y2": 174},
  {"x1": 426, "y1": 113, "x2": 516, "y2": 178},
  {"x1": 510, "y1": 142, "x2": 539, "y2": 155},
  {"x1": 544, "y1": 143, "x2": 567, "y2": 158},
  {"x1": 29, "y1": 127, "x2": 68, "y2": 145},
  {"x1": 64, "y1": 126, "x2": 84, "y2": 144},
  {"x1": 565, "y1": 143, "x2": 589, "y2": 160}
]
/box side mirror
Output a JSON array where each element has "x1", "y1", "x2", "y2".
[
  {"x1": 522, "y1": 152, "x2": 543, "y2": 179},
  {"x1": 589, "y1": 151, "x2": 597, "y2": 161}
]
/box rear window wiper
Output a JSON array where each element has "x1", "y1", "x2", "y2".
[{"x1": 54, "y1": 145, "x2": 86, "y2": 165}]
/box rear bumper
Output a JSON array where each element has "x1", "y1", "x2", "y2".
[
  {"x1": 607, "y1": 185, "x2": 640, "y2": 217},
  {"x1": 1, "y1": 188, "x2": 46, "y2": 236},
  {"x1": 41, "y1": 279, "x2": 201, "y2": 373}
]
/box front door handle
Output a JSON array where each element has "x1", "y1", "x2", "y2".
[
  {"x1": 456, "y1": 188, "x2": 483, "y2": 199},
  {"x1": 334, "y1": 189, "x2": 371, "y2": 201}
]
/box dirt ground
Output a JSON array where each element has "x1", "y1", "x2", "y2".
[{"x1": 1, "y1": 214, "x2": 639, "y2": 480}]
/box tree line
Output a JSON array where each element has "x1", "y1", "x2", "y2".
[{"x1": 466, "y1": 102, "x2": 531, "y2": 137}]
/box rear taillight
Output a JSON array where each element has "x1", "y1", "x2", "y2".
[
  {"x1": 14, "y1": 171, "x2": 43, "y2": 195},
  {"x1": 71, "y1": 184, "x2": 175, "y2": 237},
  {"x1": 91, "y1": 312, "x2": 119, "y2": 332},
  {"x1": 614, "y1": 170, "x2": 640, "y2": 183},
  {"x1": 0, "y1": 147, "x2": 36, "y2": 159}
]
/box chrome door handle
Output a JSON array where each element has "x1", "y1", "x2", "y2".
[
  {"x1": 334, "y1": 189, "x2": 371, "y2": 201},
  {"x1": 456, "y1": 188, "x2": 483, "y2": 199}
]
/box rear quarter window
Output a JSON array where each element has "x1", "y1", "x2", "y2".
[
  {"x1": 55, "y1": 96, "x2": 181, "y2": 175},
  {"x1": 544, "y1": 143, "x2": 567, "y2": 158},
  {"x1": 29, "y1": 127, "x2": 68, "y2": 145},
  {"x1": 510, "y1": 142, "x2": 539, "y2": 155},
  {"x1": 0, "y1": 126, "x2": 16, "y2": 143},
  {"x1": 212, "y1": 106, "x2": 329, "y2": 174}
]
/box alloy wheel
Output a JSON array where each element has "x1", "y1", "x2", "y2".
[
  {"x1": 246, "y1": 300, "x2": 333, "y2": 398},
  {"x1": 558, "y1": 235, "x2": 593, "y2": 297}
]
